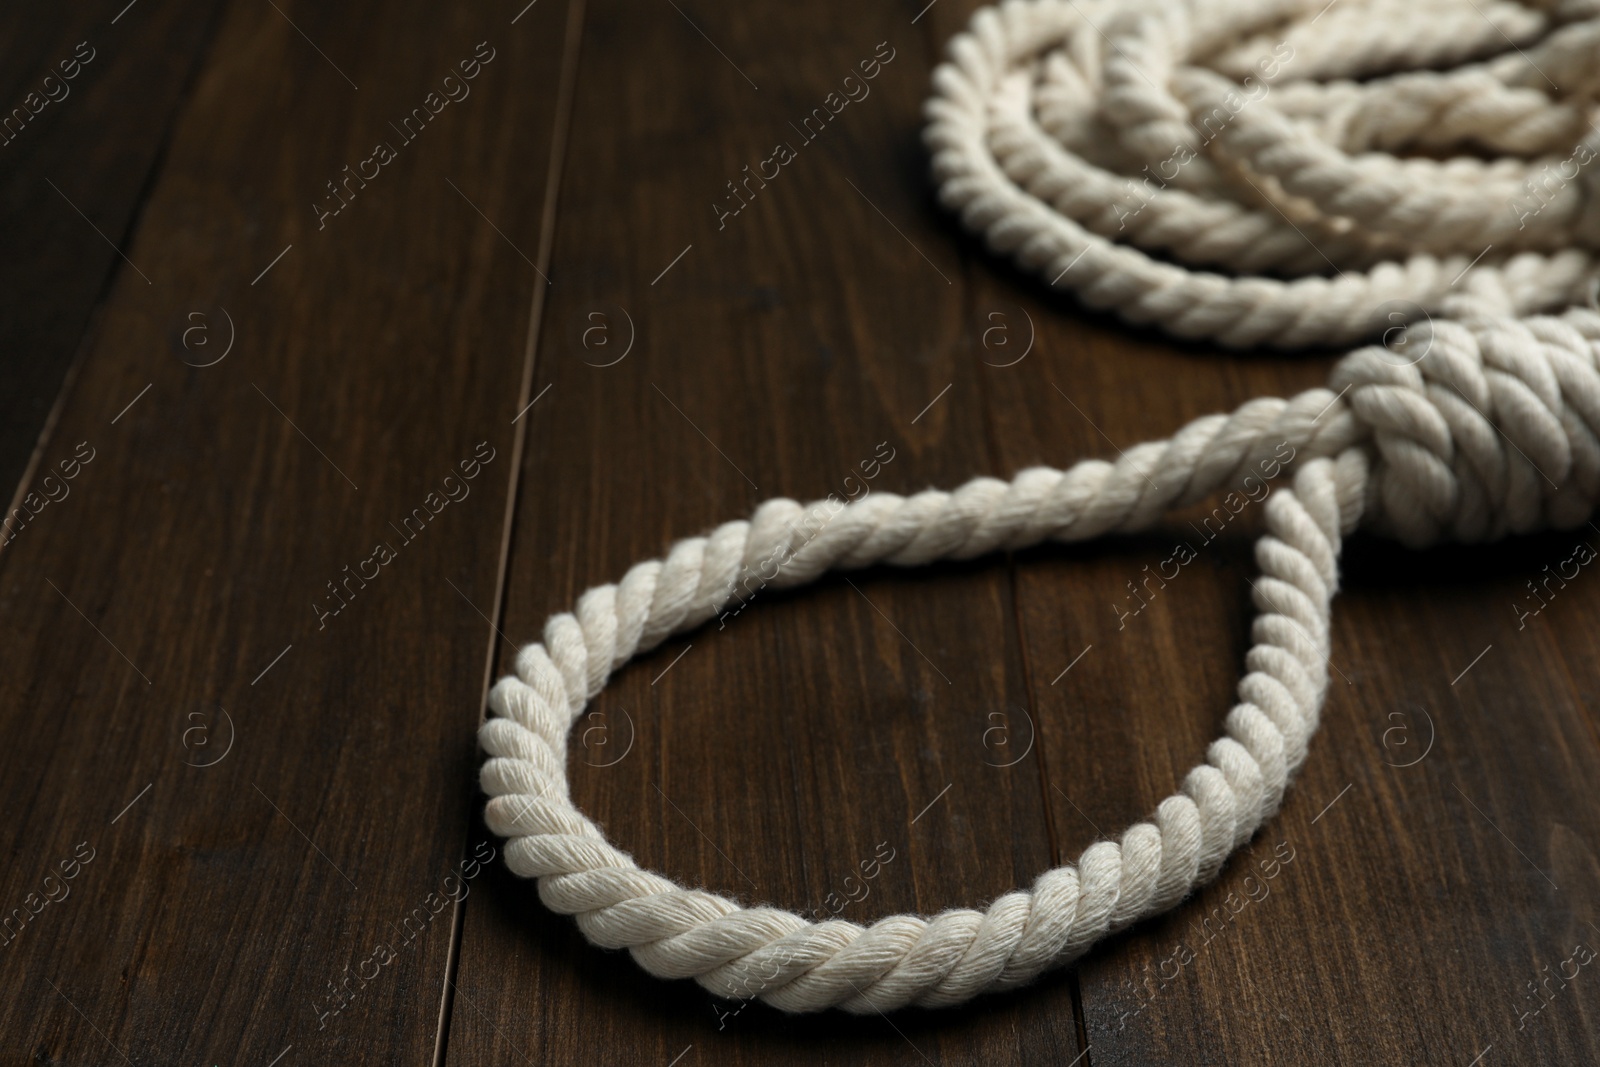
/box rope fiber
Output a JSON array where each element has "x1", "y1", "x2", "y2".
[{"x1": 478, "y1": 0, "x2": 1600, "y2": 1014}]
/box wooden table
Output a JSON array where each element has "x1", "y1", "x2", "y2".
[{"x1": 4, "y1": 1, "x2": 1598, "y2": 1063}]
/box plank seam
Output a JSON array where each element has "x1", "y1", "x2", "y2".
[{"x1": 430, "y1": 0, "x2": 592, "y2": 1061}]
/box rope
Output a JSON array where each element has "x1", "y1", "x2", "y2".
[
  {"x1": 926, "y1": 0, "x2": 1600, "y2": 347},
  {"x1": 478, "y1": 0, "x2": 1600, "y2": 1015}
]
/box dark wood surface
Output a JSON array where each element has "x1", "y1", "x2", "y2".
[{"x1": 5, "y1": 1, "x2": 1600, "y2": 1064}]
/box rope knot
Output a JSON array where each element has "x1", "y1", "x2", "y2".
[{"x1": 1327, "y1": 309, "x2": 1600, "y2": 546}]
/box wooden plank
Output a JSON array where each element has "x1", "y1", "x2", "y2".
[
  {"x1": 444, "y1": 0, "x2": 1084, "y2": 1062},
  {"x1": 0, "y1": 0, "x2": 572, "y2": 1063},
  {"x1": 0, "y1": 1, "x2": 227, "y2": 501}
]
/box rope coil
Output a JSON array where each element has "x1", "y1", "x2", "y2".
[
  {"x1": 478, "y1": 0, "x2": 1600, "y2": 1014},
  {"x1": 926, "y1": 0, "x2": 1600, "y2": 346}
]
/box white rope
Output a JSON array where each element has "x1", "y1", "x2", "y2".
[
  {"x1": 478, "y1": 0, "x2": 1600, "y2": 1014},
  {"x1": 926, "y1": 0, "x2": 1600, "y2": 347}
]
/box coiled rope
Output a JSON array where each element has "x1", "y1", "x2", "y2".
[
  {"x1": 928, "y1": 0, "x2": 1600, "y2": 347},
  {"x1": 479, "y1": 0, "x2": 1600, "y2": 1014}
]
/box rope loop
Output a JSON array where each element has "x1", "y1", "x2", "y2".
[{"x1": 480, "y1": 448, "x2": 1364, "y2": 1013}]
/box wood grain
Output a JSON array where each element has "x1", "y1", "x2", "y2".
[
  {"x1": 0, "y1": 1, "x2": 227, "y2": 502},
  {"x1": 6, "y1": 0, "x2": 1600, "y2": 1064},
  {"x1": 0, "y1": 0, "x2": 570, "y2": 1063}
]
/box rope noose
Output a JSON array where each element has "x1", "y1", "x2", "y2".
[{"x1": 478, "y1": 0, "x2": 1600, "y2": 1013}]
